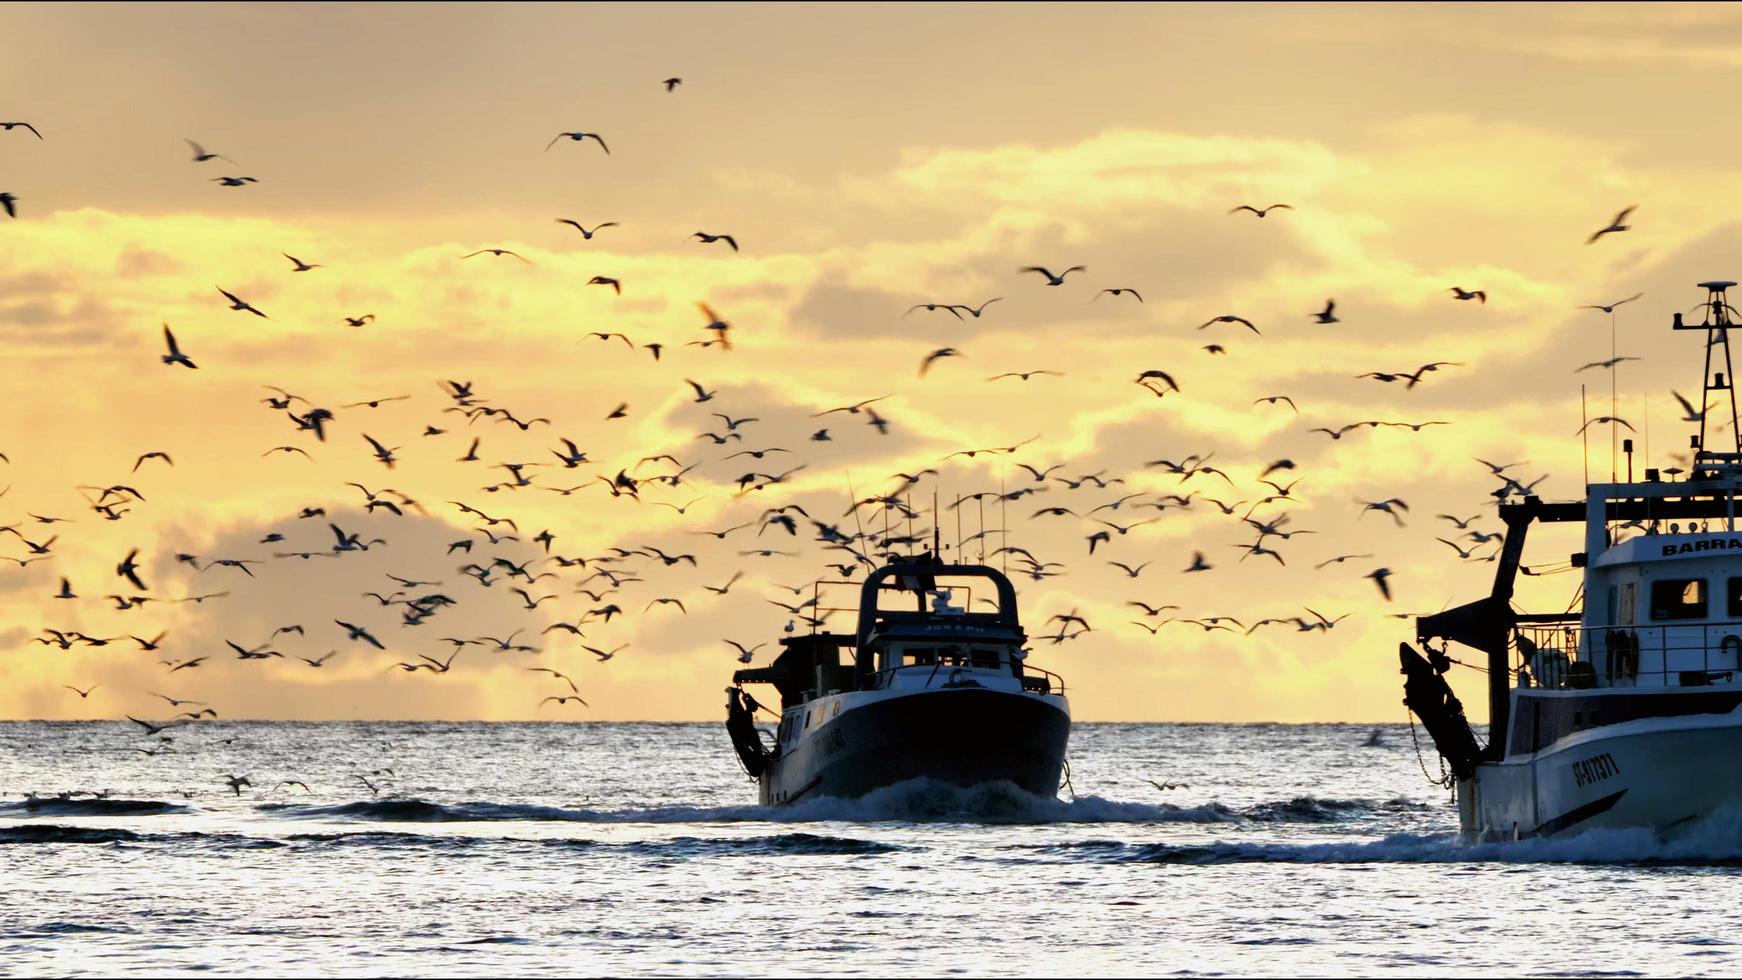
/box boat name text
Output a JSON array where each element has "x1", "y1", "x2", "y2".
[
  {"x1": 1662, "y1": 539, "x2": 1742, "y2": 557},
  {"x1": 1571, "y1": 752, "x2": 1621, "y2": 789}
]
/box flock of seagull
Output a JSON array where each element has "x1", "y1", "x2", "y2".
[{"x1": 0, "y1": 94, "x2": 1654, "y2": 801}]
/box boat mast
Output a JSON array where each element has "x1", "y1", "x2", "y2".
[{"x1": 1675, "y1": 280, "x2": 1742, "y2": 462}]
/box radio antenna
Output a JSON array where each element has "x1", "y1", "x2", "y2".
[
  {"x1": 977, "y1": 493, "x2": 986, "y2": 564},
  {"x1": 1581, "y1": 384, "x2": 1590, "y2": 487},
  {"x1": 932, "y1": 488, "x2": 941, "y2": 556},
  {"x1": 1000, "y1": 468, "x2": 1009, "y2": 579},
  {"x1": 954, "y1": 491, "x2": 963, "y2": 557},
  {"x1": 845, "y1": 472, "x2": 867, "y2": 569}
]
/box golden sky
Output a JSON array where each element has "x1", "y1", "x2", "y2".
[{"x1": 5, "y1": 2, "x2": 1742, "y2": 722}]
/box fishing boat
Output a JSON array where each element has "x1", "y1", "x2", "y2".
[
  {"x1": 724, "y1": 552, "x2": 1070, "y2": 805},
  {"x1": 1405, "y1": 280, "x2": 1742, "y2": 840}
]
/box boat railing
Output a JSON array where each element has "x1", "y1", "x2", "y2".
[
  {"x1": 867, "y1": 658, "x2": 1067, "y2": 696},
  {"x1": 1514, "y1": 622, "x2": 1742, "y2": 690}
]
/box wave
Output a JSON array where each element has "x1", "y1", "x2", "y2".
[
  {"x1": 1122, "y1": 823, "x2": 1742, "y2": 866},
  {"x1": 263, "y1": 786, "x2": 1430, "y2": 827},
  {"x1": 0, "y1": 797, "x2": 186, "y2": 816},
  {"x1": 0, "y1": 822, "x2": 899, "y2": 859},
  {"x1": 1239, "y1": 796, "x2": 1430, "y2": 823},
  {"x1": 0, "y1": 824, "x2": 145, "y2": 844},
  {"x1": 263, "y1": 786, "x2": 1232, "y2": 826},
  {"x1": 618, "y1": 833, "x2": 904, "y2": 857}
]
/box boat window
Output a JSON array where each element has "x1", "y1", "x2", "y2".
[
  {"x1": 972, "y1": 647, "x2": 1002, "y2": 669},
  {"x1": 1650, "y1": 578, "x2": 1707, "y2": 621},
  {"x1": 1728, "y1": 578, "x2": 1742, "y2": 618},
  {"x1": 904, "y1": 646, "x2": 937, "y2": 667},
  {"x1": 1620, "y1": 583, "x2": 1636, "y2": 625}
]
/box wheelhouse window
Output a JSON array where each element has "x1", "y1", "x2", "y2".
[
  {"x1": 1728, "y1": 578, "x2": 1742, "y2": 618},
  {"x1": 1650, "y1": 578, "x2": 1707, "y2": 621}
]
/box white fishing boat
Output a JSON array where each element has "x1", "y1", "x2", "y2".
[
  {"x1": 725, "y1": 553, "x2": 1070, "y2": 805},
  {"x1": 1406, "y1": 280, "x2": 1742, "y2": 839}
]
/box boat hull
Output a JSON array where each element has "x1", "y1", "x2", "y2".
[
  {"x1": 759, "y1": 687, "x2": 1070, "y2": 806},
  {"x1": 1461, "y1": 706, "x2": 1742, "y2": 840}
]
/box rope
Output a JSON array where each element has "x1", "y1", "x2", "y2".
[{"x1": 1059, "y1": 757, "x2": 1077, "y2": 801}]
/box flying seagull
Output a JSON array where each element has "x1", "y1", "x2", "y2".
[
  {"x1": 1586, "y1": 206, "x2": 1636, "y2": 244},
  {"x1": 160, "y1": 325, "x2": 197, "y2": 369},
  {"x1": 547, "y1": 131, "x2": 609, "y2": 153},
  {"x1": 1229, "y1": 204, "x2": 1291, "y2": 217}
]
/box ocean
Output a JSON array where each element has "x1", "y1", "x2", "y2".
[{"x1": 4, "y1": 720, "x2": 1741, "y2": 976}]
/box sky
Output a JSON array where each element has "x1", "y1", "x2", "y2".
[{"x1": 6, "y1": 2, "x2": 1742, "y2": 723}]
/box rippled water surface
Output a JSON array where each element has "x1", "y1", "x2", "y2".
[{"x1": 6, "y1": 721, "x2": 1742, "y2": 976}]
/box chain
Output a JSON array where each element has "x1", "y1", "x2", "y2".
[{"x1": 1406, "y1": 708, "x2": 1455, "y2": 790}]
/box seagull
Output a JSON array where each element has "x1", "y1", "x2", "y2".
[
  {"x1": 588, "y1": 276, "x2": 622, "y2": 294},
  {"x1": 117, "y1": 548, "x2": 147, "y2": 591},
  {"x1": 919, "y1": 348, "x2": 962, "y2": 376},
  {"x1": 905, "y1": 302, "x2": 964, "y2": 319},
  {"x1": 216, "y1": 287, "x2": 267, "y2": 318},
  {"x1": 1580, "y1": 293, "x2": 1643, "y2": 313},
  {"x1": 283, "y1": 253, "x2": 321, "y2": 271},
  {"x1": 697, "y1": 303, "x2": 733, "y2": 350},
  {"x1": 1229, "y1": 203, "x2": 1291, "y2": 217},
  {"x1": 1199, "y1": 314, "x2": 1259, "y2": 334},
  {"x1": 160, "y1": 325, "x2": 197, "y2": 369},
  {"x1": 527, "y1": 667, "x2": 581, "y2": 694},
  {"x1": 211, "y1": 176, "x2": 257, "y2": 186},
  {"x1": 1, "y1": 122, "x2": 43, "y2": 139},
  {"x1": 1134, "y1": 369, "x2": 1179, "y2": 393},
  {"x1": 462, "y1": 248, "x2": 531, "y2": 263},
  {"x1": 1312, "y1": 299, "x2": 1338, "y2": 324},
  {"x1": 663, "y1": 77, "x2": 683, "y2": 91},
  {"x1": 1359, "y1": 498, "x2": 1410, "y2": 526},
  {"x1": 1184, "y1": 551, "x2": 1212, "y2": 572},
  {"x1": 1448, "y1": 286, "x2": 1486, "y2": 303},
  {"x1": 1575, "y1": 356, "x2": 1641, "y2": 373},
  {"x1": 725, "y1": 640, "x2": 766, "y2": 663},
  {"x1": 0, "y1": 193, "x2": 15, "y2": 219},
  {"x1": 1252, "y1": 395, "x2": 1298, "y2": 413},
  {"x1": 1019, "y1": 265, "x2": 1086, "y2": 286},
  {"x1": 1576, "y1": 416, "x2": 1636, "y2": 435},
  {"x1": 1366, "y1": 568, "x2": 1394, "y2": 601},
  {"x1": 954, "y1": 298, "x2": 1003, "y2": 318},
  {"x1": 1095, "y1": 288, "x2": 1143, "y2": 303},
  {"x1": 343, "y1": 314, "x2": 375, "y2": 327},
  {"x1": 184, "y1": 139, "x2": 232, "y2": 163},
  {"x1": 546, "y1": 132, "x2": 610, "y2": 153},
  {"x1": 1673, "y1": 391, "x2": 1709, "y2": 422},
  {"x1": 988, "y1": 370, "x2": 1061, "y2": 382},
  {"x1": 1586, "y1": 206, "x2": 1636, "y2": 244},
  {"x1": 693, "y1": 232, "x2": 739, "y2": 252},
  {"x1": 556, "y1": 219, "x2": 618, "y2": 239},
  {"x1": 362, "y1": 434, "x2": 399, "y2": 468},
  {"x1": 335, "y1": 620, "x2": 386, "y2": 650},
  {"x1": 62, "y1": 684, "x2": 99, "y2": 699}
]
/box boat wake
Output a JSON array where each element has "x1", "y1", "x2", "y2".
[{"x1": 257, "y1": 784, "x2": 1426, "y2": 826}]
